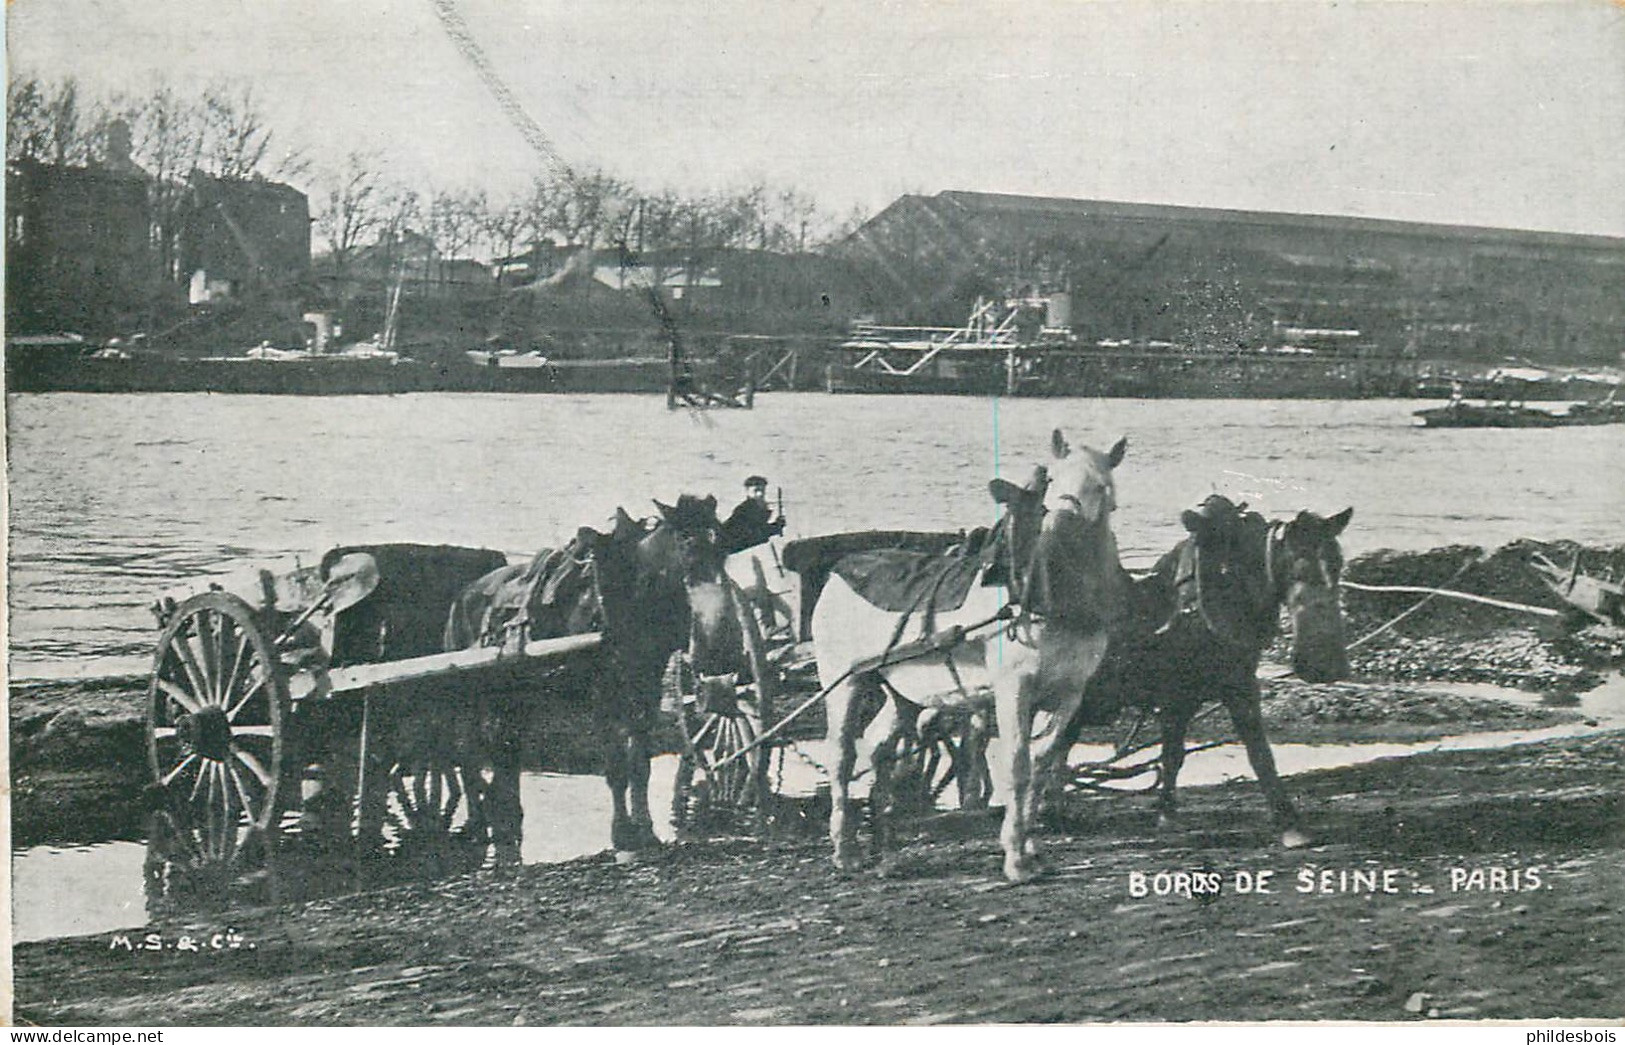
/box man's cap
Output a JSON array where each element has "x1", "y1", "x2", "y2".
[{"x1": 744, "y1": 475, "x2": 768, "y2": 488}]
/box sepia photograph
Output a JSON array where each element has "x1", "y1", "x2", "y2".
[{"x1": 5, "y1": 0, "x2": 1623, "y2": 1028}]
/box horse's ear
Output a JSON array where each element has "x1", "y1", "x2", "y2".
[
  {"x1": 1107, "y1": 437, "x2": 1127, "y2": 469},
  {"x1": 703, "y1": 494, "x2": 718, "y2": 518},
  {"x1": 612, "y1": 508, "x2": 640, "y2": 539},
  {"x1": 652, "y1": 499, "x2": 673, "y2": 520},
  {"x1": 1051, "y1": 428, "x2": 1070, "y2": 459},
  {"x1": 1327, "y1": 507, "x2": 1354, "y2": 536},
  {"x1": 988, "y1": 477, "x2": 1024, "y2": 505}
]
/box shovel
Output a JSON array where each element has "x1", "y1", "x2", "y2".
[{"x1": 275, "y1": 552, "x2": 380, "y2": 646}]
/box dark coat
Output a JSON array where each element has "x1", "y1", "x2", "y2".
[{"x1": 720, "y1": 498, "x2": 783, "y2": 554}]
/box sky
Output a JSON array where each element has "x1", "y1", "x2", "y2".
[{"x1": 7, "y1": 0, "x2": 1625, "y2": 237}]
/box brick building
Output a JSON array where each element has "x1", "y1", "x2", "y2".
[{"x1": 6, "y1": 139, "x2": 310, "y2": 339}]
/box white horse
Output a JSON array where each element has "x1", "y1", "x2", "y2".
[{"x1": 812, "y1": 431, "x2": 1130, "y2": 882}]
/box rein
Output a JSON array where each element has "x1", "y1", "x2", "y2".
[{"x1": 1263, "y1": 520, "x2": 1287, "y2": 607}]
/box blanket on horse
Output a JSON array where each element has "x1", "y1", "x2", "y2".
[
  {"x1": 442, "y1": 541, "x2": 599, "y2": 650},
  {"x1": 829, "y1": 527, "x2": 1000, "y2": 623}
]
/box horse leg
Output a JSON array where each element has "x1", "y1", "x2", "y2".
[
  {"x1": 956, "y1": 714, "x2": 991, "y2": 811},
  {"x1": 863, "y1": 700, "x2": 903, "y2": 870},
  {"x1": 1156, "y1": 705, "x2": 1191, "y2": 828},
  {"x1": 994, "y1": 677, "x2": 1039, "y2": 883},
  {"x1": 1027, "y1": 684, "x2": 1090, "y2": 832},
  {"x1": 481, "y1": 699, "x2": 523, "y2": 867},
  {"x1": 825, "y1": 678, "x2": 865, "y2": 873},
  {"x1": 1225, "y1": 682, "x2": 1310, "y2": 848},
  {"x1": 626, "y1": 725, "x2": 661, "y2": 852},
  {"x1": 604, "y1": 724, "x2": 640, "y2": 856}
]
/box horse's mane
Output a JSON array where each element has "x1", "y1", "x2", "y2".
[{"x1": 662, "y1": 494, "x2": 720, "y2": 532}]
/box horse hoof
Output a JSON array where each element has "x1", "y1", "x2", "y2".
[
  {"x1": 1003, "y1": 858, "x2": 1040, "y2": 884},
  {"x1": 1281, "y1": 828, "x2": 1312, "y2": 849}
]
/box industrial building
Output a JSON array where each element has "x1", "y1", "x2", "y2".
[{"x1": 835, "y1": 191, "x2": 1625, "y2": 366}]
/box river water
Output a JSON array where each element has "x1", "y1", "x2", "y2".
[
  {"x1": 8, "y1": 391, "x2": 1625, "y2": 941},
  {"x1": 9, "y1": 392, "x2": 1624, "y2": 676}
]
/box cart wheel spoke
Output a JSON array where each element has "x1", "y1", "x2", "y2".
[
  {"x1": 172, "y1": 627, "x2": 213, "y2": 706},
  {"x1": 195, "y1": 611, "x2": 223, "y2": 703},
  {"x1": 155, "y1": 678, "x2": 205, "y2": 717},
  {"x1": 160, "y1": 752, "x2": 200, "y2": 788},
  {"x1": 219, "y1": 623, "x2": 250, "y2": 708},
  {"x1": 231, "y1": 746, "x2": 274, "y2": 789},
  {"x1": 225, "y1": 758, "x2": 264, "y2": 824}
]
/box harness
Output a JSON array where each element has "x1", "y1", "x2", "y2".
[
  {"x1": 867, "y1": 496, "x2": 1104, "y2": 707},
  {"x1": 1158, "y1": 519, "x2": 1288, "y2": 647}
]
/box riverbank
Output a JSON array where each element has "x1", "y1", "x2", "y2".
[{"x1": 13, "y1": 727, "x2": 1623, "y2": 1024}]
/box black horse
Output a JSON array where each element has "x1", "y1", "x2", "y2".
[
  {"x1": 445, "y1": 494, "x2": 731, "y2": 855},
  {"x1": 1061, "y1": 494, "x2": 1353, "y2": 847}
]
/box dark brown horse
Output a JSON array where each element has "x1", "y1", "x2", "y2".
[
  {"x1": 445, "y1": 494, "x2": 731, "y2": 855},
  {"x1": 1061, "y1": 494, "x2": 1353, "y2": 847}
]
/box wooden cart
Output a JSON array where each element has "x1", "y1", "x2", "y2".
[{"x1": 142, "y1": 544, "x2": 603, "y2": 901}]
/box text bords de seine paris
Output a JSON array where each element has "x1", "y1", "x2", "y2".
[{"x1": 1128, "y1": 864, "x2": 1544, "y2": 898}]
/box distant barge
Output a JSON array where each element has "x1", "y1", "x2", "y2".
[{"x1": 1412, "y1": 397, "x2": 1625, "y2": 428}]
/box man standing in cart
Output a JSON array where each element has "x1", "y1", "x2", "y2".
[{"x1": 720, "y1": 475, "x2": 786, "y2": 554}]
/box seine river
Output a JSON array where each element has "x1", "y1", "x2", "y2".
[{"x1": 8, "y1": 391, "x2": 1624, "y2": 677}]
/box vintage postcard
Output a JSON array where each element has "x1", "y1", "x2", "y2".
[{"x1": 6, "y1": 0, "x2": 1623, "y2": 1029}]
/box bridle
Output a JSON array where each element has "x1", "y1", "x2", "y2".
[
  {"x1": 1263, "y1": 518, "x2": 1340, "y2": 605},
  {"x1": 1001, "y1": 480, "x2": 1113, "y2": 635}
]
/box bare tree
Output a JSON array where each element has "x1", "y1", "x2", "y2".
[
  {"x1": 480, "y1": 193, "x2": 530, "y2": 284},
  {"x1": 6, "y1": 75, "x2": 110, "y2": 165},
  {"x1": 198, "y1": 81, "x2": 298, "y2": 180},
  {"x1": 434, "y1": 188, "x2": 486, "y2": 284},
  {"x1": 772, "y1": 187, "x2": 821, "y2": 253},
  {"x1": 374, "y1": 185, "x2": 421, "y2": 281},
  {"x1": 313, "y1": 151, "x2": 384, "y2": 286},
  {"x1": 124, "y1": 83, "x2": 206, "y2": 281}
]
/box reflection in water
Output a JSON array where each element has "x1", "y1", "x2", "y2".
[{"x1": 12, "y1": 842, "x2": 149, "y2": 943}]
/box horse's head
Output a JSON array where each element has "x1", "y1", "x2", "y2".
[
  {"x1": 649, "y1": 494, "x2": 733, "y2": 671},
  {"x1": 1044, "y1": 429, "x2": 1126, "y2": 531},
  {"x1": 575, "y1": 494, "x2": 731, "y2": 674},
  {"x1": 989, "y1": 430, "x2": 1130, "y2": 627},
  {"x1": 1181, "y1": 497, "x2": 1353, "y2": 681},
  {"x1": 1269, "y1": 506, "x2": 1353, "y2": 682}
]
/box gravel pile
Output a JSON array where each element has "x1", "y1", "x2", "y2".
[
  {"x1": 1259, "y1": 680, "x2": 1574, "y2": 727},
  {"x1": 1333, "y1": 539, "x2": 1625, "y2": 691}
]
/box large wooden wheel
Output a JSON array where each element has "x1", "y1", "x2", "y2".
[
  {"x1": 668, "y1": 581, "x2": 778, "y2": 834},
  {"x1": 145, "y1": 591, "x2": 287, "y2": 885},
  {"x1": 888, "y1": 710, "x2": 992, "y2": 814},
  {"x1": 354, "y1": 697, "x2": 510, "y2": 879}
]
